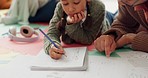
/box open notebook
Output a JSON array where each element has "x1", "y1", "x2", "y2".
[{"x1": 31, "y1": 47, "x2": 88, "y2": 71}]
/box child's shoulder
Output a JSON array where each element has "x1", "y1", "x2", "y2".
[
  {"x1": 54, "y1": 2, "x2": 63, "y2": 14},
  {"x1": 89, "y1": 0, "x2": 105, "y2": 14},
  {"x1": 90, "y1": 0, "x2": 105, "y2": 9},
  {"x1": 89, "y1": 0, "x2": 105, "y2": 18},
  {"x1": 56, "y1": 2, "x2": 62, "y2": 9}
]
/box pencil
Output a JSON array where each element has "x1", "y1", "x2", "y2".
[
  {"x1": 39, "y1": 29, "x2": 66, "y2": 57},
  {"x1": 39, "y1": 28, "x2": 59, "y2": 48}
]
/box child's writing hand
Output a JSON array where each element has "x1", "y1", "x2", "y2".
[
  {"x1": 49, "y1": 44, "x2": 65, "y2": 60},
  {"x1": 67, "y1": 11, "x2": 85, "y2": 24}
]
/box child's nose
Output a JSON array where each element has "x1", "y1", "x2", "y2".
[{"x1": 68, "y1": 6, "x2": 76, "y2": 12}]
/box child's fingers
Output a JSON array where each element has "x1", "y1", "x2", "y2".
[
  {"x1": 69, "y1": 11, "x2": 85, "y2": 24},
  {"x1": 74, "y1": 13, "x2": 84, "y2": 23},
  {"x1": 52, "y1": 47, "x2": 62, "y2": 52},
  {"x1": 58, "y1": 46, "x2": 65, "y2": 53},
  {"x1": 78, "y1": 13, "x2": 83, "y2": 21},
  {"x1": 81, "y1": 11, "x2": 85, "y2": 18},
  {"x1": 54, "y1": 46, "x2": 65, "y2": 54},
  {"x1": 51, "y1": 44, "x2": 64, "y2": 53},
  {"x1": 50, "y1": 44, "x2": 64, "y2": 54},
  {"x1": 49, "y1": 47, "x2": 62, "y2": 60},
  {"x1": 73, "y1": 14, "x2": 78, "y2": 23},
  {"x1": 77, "y1": 11, "x2": 85, "y2": 22},
  {"x1": 50, "y1": 50, "x2": 62, "y2": 60},
  {"x1": 71, "y1": 17, "x2": 75, "y2": 23}
]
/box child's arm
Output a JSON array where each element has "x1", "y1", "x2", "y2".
[{"x1": 44, "y1": 2, "x2": 63, "y2": 55}]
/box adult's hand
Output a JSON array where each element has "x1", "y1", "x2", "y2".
[
  {"x1": 94, "y1": 35, "x2": 117, "y2": 57},
  {"x1": 116, "y1": 33, "x2": 136, "y2": 48}
]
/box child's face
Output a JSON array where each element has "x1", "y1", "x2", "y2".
[{"x1": 61, "y1": 0, "x2": 86, "y2": 17}]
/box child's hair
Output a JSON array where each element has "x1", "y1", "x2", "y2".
[{"x1": 56, "y1": 1, "x2": 92, "y2": 44}]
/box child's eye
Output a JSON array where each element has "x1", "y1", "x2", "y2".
[
  {"x1": 62, "y1": 1, "x2": 69, "y2": 6},
  {"x1": 63, "y1": 3, "x2": 69, "y2": 6},
  {"x1": 74, "y1": 1, "x2": 80, "y2": 5}
]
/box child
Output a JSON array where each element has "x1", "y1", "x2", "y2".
[
  {"x1": 1, "y1": 0, "x2": 58, "y2": 25},
  {"x1": 44, "y1": 0, "x2": 114, "y2": 60}
]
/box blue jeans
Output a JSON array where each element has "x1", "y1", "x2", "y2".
[
  {"x1": 29, "y1": 0, "x2": 58, "y2": 22},
  {"x1": 106, "y1": 11, "x2": 118, "y2": 25}
]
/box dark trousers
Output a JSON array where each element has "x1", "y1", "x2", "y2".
[{"x1": 29, "y1": 0, "x2": 58, "y2": 22}]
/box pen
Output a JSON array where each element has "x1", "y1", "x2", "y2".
[{"x1": 39, "y1": 29, "x2": 66, "y2": 57}]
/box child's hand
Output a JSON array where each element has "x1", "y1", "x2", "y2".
[
  {"x1": 49, "y1": 44, "x2": 64, "y2": 60},
  {"x1": 67, "y1": 11, "x2": 85, "y2": 24}
]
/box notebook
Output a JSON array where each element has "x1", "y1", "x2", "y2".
[{"x1": 30, "y1": 47, "x2": 88, "y2": 71}]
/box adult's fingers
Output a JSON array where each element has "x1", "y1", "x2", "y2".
[
  {"x1": 104, "y1": 35, "x2": 116, "y2": 57},
  {"x1": 110, "y1": 41, "x2": 116, "y2": 54},
  {"x1": 100, "y1": 39, "x2": 105, "y2": 52},
  {"x1": 94, "y1": 39, "x2": 102, "y2": 52},
  {"x1": 117, "y1": 33, "x2": 136, "y2": 48},
  {"x1": 94, "y1": 35, "x2": 106, "y2": 52}
]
